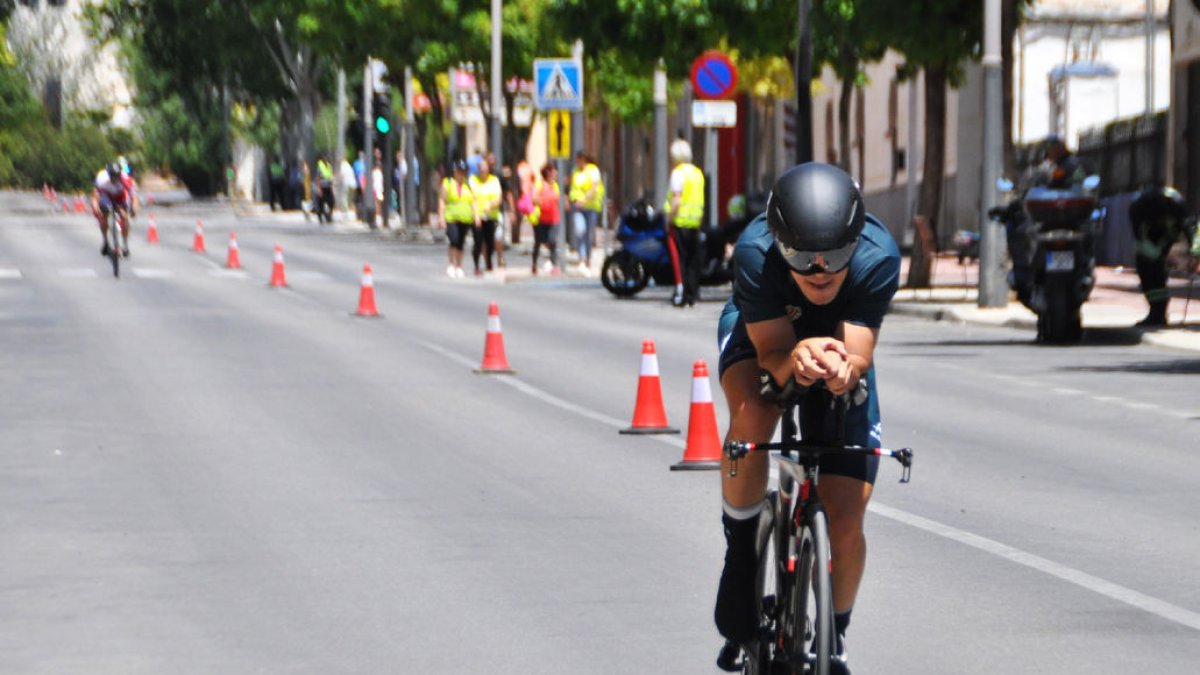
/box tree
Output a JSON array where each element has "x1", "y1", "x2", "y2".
[
  {"x1": 811, "y1": 0, "x2": 887, "y2": 173},
  {"x1": 861, "y1": 0, "x2": 984, "y2": 287}
]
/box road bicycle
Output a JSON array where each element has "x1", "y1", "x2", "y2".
[
  {"x1": 101, "y1": 206, "x2": 124, "y2": 278},
  {"x1": 719, "y1": 381, "x2": 913, "y2": 675}
]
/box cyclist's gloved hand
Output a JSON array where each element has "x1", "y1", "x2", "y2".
[{"x1": 758, "y1": 369, "x2": 808, "y2": 408}]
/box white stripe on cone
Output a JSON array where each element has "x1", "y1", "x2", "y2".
[
  {"x1": 362, "y1": 271, "x2": 374, "y2": 287},
  {"x1": 640, "y1": 353, "x2": 660, "y2": 376},
  {"x1": 691, "y1": 372, "x2": 713, "y2": 403},
  {"x1": 488, "y1": 315, "x2": 502, "y2": 332}
]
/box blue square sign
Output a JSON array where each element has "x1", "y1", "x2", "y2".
[{"x1": 534, "y1": 58, "x2": 583, "y2": 111}]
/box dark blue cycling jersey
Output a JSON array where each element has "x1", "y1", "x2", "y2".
[{"x1": 717, "y1": 212, "x2": 900, "y2": 482}]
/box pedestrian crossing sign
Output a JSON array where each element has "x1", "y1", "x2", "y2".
[{"x1": 534, "y1": 58, "x2": 583, "y2": 111}]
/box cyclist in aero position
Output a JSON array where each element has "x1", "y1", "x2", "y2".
[
  {"x1": 92, "y1": 161, "x2": 136, "y2": 258},
  {"x1": 714, "y1": 163, "x2": 900, "y2": 673}
]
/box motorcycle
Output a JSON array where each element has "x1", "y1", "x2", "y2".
[
  {"x1": 990, "y1": 174, "x2": 1103, "y2": 343},
  {"x1": 600, "y1": 198, "x2": 755, "y2": 298}
]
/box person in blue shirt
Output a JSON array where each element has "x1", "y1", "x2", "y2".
[{"x1": 714, "y1": 163, "x2": 900, "y2": 674}]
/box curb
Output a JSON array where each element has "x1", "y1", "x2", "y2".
[{"x1": 889, "y1": 301, "x2": 1200, "y2": 353}]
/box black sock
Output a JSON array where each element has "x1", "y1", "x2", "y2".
[{"x1": 834, "y1": 609, "x2": 852, "y2": 636}]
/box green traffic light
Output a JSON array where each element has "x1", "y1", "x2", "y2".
[{"x1": 375, "y1": 116, "x2": 391, "y2": 135}]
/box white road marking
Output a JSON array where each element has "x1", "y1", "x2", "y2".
[
  {"x1": 870, "y1": 502, "x2": 1200, "y2": 632},
  {"x1": 59, "y1": 268, "x2": 98, "y2": 278},
  {"x1": 130, "y1": 268, "x2": 173, "y2": 279},
  {"x1": 209, "y1": 269, "x2": 249, "y2": 279},
  {"x1": 0, "y1": 268, "x2": 22, "y2": 279},
  {"x1": 288, "y1": 271, "x2": 331, "y2": 282}
]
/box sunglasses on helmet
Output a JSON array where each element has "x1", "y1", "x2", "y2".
[{"x1": 777, "y1": 238, "x2": 859, "y2": 276}]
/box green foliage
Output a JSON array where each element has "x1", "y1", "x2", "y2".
[{"x1": 0, "y1": 58, "x2": 122, "y2": 190}]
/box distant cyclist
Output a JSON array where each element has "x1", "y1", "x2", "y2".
[
  {"x1": 92, "y1": 161, "x2": 136, "y2": 258},
  {"x1": 714, "y1": 163, "x2": 900, "y2": 674}
]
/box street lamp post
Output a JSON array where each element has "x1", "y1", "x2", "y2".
[{"x1": 979, "y1": 0, "x2": 1008, "y2": 307}]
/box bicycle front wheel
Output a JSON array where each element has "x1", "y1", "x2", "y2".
[
  {"x1": 791, "y1": 507, "x2": 832, "y2": 675},
  {"x1": 108, "y1": 212, "x2": 121, "y2": 278}
]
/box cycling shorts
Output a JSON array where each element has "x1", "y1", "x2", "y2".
[
  {"x1": 98, "y1": 190, "x2": 129, "y2": 212},
  {"x1": 718, "y1": 301, "x2": 882, "y2": 484}
]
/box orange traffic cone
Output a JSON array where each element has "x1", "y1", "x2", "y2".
[
  {"x1": 353, "y1": 263, "x2": 381, "y2": 317},
  {"x1": 146, "y1": 214, "x2": 160, "y2": 244},
  {"x1": 474, "y1": 302, "x2": 515, "y2": 374},
  {"x1": 145, "y1": 193, "x2": 154, "y2": 205},
  {"x1": 74, "y1": 195, "x2": 86, "y2": 213},
  {"x1": 269, "y1": 244, "x2": 288, "y2": 287},
  {"x1": 620, "y1": 339, "x2": 680, "y2": 435},
  {"x1": 225, "y1": 231, "x2": 242, "y2": 269},
  {"x1": 192, "y1": 219, "x2": 207, "y2": 252},
  {"x1": 671, "y1": 360, "x2": 722, "y2": 470},
  {"x1": 61, "y1": 198, "x2": 71, "y2": 213}
]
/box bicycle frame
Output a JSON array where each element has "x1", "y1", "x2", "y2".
[{"x1": 724, "y1": 387, "x2": 912, "y2": 674}]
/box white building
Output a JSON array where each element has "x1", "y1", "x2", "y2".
[{"x1": 7, "y1": 0, "x2": 134, "y2": 128}]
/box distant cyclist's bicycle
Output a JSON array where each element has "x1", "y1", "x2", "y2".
[
  {"x1": 103, "y1": 207, "x2": 123, "y2": 278},
  {"x1": 719, "y1": 381, "x2": 912, "y2": 675}
]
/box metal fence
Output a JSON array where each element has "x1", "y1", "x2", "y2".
[{"x1": 1076, "y1": 112, "x2": 1167, "y2": 196}]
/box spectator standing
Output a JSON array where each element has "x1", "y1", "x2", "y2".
[
  {"x1": 469, "y1": 159, "x2": 503, "y2": 275},
  {"x1": 531, "y1": 163, "x2": 561, "y2": 276},
  {"x1": 268, "y1": 156, "x2": 286, "y2": 211},
  {"x1": 665, "y1": 138, "x2": 705, "y2": 306},
  {"x1": 338, "y1": 156, "x2": 356, "y2": 220},
  {"x1": 372, "y1": 159, "x2": 385, "y2": 229},
  {"x1": 315, "y1": 153, "x2": 335, "y2": 224},
  {"x1": 569, "y1": 151, "x2": 604, "y2": 275},
  {"x1": 514, "y1": 159, "x2": 535, "y2": 247},
  {"x1": 353, "y1": 151, "x2": 366, "y2": 219},
  {"x1": 438, "y1": 159, "x2": 477, "y2": 278},
  {"x1": 301, "y1": 159, "x2": 313, "y2": 219},
  {"x1": 485, "y1": 151, "x2": 512, "y2": 268},
  {"x1": 467, "y1": 147, "x2": 484, "y2": 177}
]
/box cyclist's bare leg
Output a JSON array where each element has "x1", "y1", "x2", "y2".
[
  {"x1": 817, "y1": 473, "x2": 873, "y2": 612},
  {"x1": 719, "y1": 358, "x2": 780, "y2": 507}
]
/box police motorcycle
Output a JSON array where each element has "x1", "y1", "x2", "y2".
[
  {"x1": 990, "y1": 173, "x2": 1103, "y2": 343},
  {"x1": 600, "y1": 196, "x2": 758, "y2": 298}
]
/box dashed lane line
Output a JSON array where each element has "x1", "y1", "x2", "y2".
[{"x1": 0, "y1": 268, "x2": 22, "y2": 279}]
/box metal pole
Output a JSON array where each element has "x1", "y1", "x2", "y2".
[
  {"x1": 491, "y1": 0, "x2": 503, "y2": 166},
  {"x1": 336, "y1": 68, "x2": 346, "y2": 218},
  {"x1": 707, "y1": 127, "x2": 719, "y2": 228},
  {"x1": 979, "y1": 0, "x2": 1008, "y2": 307},
  {"x1": 1144, "y1": 0, "x2": 1154, "y2": 119},
  {"x1": 654, "y1": 60, "x2": 668, "y2": 208},
  {"x1": 363, "y1": 59, "x2": 375, "y2": 227},
  {"x1": 906, "y1": 73, "x2": 919, "y2": 224},
  {"x1": 404, "y1": 66, "x2": 417, "y2": 228},
  {"x1": 794, "y1": 0, "x2": 814, "y2": 164}
]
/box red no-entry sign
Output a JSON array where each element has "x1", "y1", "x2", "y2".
[{"x1": 690, "y1": 51, "x2": 738, "y2": 101}]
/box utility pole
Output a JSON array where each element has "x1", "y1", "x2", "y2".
[
  {"x1": 979, "y1": 0, "x2": 1008, "y2": 307},
  {"x1": 491, "y1": 0, "x2": 503, "y2": 168},
  {"x1": 363, "y1": 58, "x2": 375, "y2": 228},
  {"x1": 654, "y1": 59, "x2": 668, "y2": 208},
  {"x1": 404, "y1": 66, "x2": 418, "y2": 228},
  {"x1": 794, "y1": 0, "x2": 814, "y2": 165},
  {"x1": 336, "y1": 68, "x2": 346, "y2": 215}
]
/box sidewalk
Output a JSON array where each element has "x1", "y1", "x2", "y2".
[{"x1": 890, "y1": 254, "x2": 1200, "y2": 354}]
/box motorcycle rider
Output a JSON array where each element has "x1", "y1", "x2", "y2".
[
  {"x1": 714, "y1": 163, "x2": 900, "y2": 674},
  {"x1": 1128, "y1": 184, "x2": 1200, "y2": 326}
]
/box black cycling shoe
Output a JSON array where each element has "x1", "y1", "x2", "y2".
[
  {"x1": 715, "y1": 640, "x2": 742, "y2": 672},
  {"x1": 121, "y1": 247, "x2": 130, "y2": 258},
  {"x1": 714, "y1": 513, "x2": 759, "y2": 643},
  {"x1": 100, "y1": 243, "x2": 110, "y2": 257}
]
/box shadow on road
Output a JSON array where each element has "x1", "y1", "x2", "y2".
[{"x1": 1059, "y1": 358, "x2": 1200, "y2": 375}]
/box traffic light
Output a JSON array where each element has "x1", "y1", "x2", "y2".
[{"x1": 373, "y1": 93, "x2": 393, "y2": 136}]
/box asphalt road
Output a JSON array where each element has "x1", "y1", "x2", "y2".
[{"x1": 2, "y1": 193, "x2": 1199, "y2": 674}]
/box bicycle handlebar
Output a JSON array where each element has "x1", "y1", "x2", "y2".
[{"x1": 724, "y1": 439, "x2": 913, "y2": 483}]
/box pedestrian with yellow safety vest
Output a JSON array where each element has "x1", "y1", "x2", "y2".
[
  {"x1": 438, "y1": 159, "x2": 478, "y2": 279},
  {"x1": 469, "y1": 158, "x2": 503, "y2": 276},
  {"x1": 665, "y1": 138, "x2": 706, "y2": 306},
  {"x1": 569, "y1": 151, "x2": 605, "y2": 276}
]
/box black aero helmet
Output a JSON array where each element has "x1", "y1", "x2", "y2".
[
  {"x1": 767, "y1": 162, "x2": 865, "y2": 274},
  {"x1": 106, "y1": 162, "x2": 122, "y2": 180}
]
